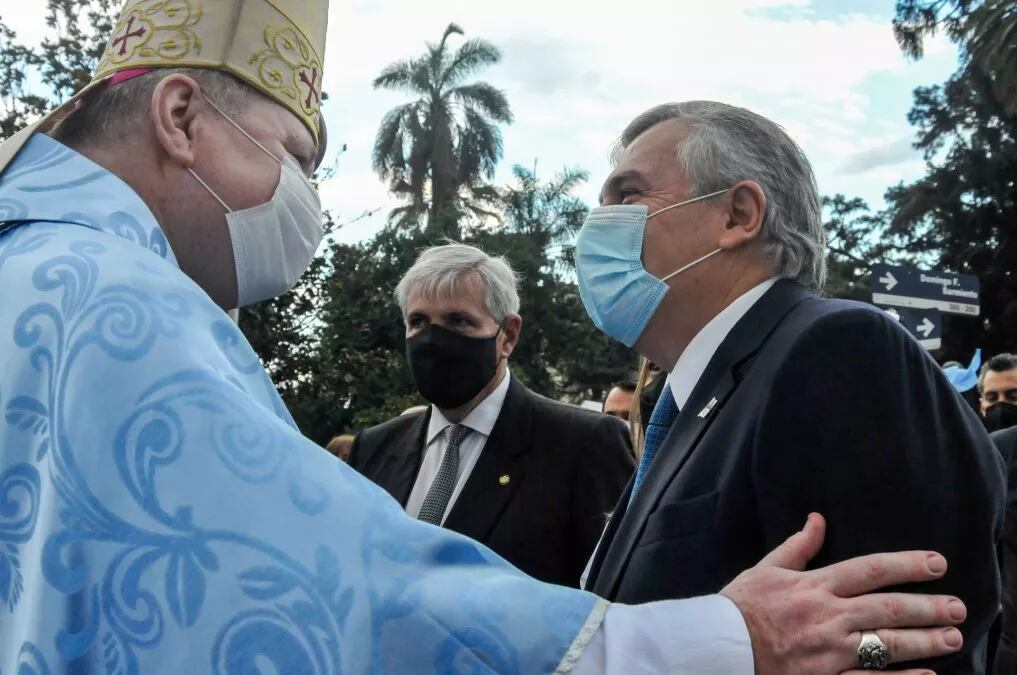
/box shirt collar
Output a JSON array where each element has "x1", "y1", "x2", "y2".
[
  {"x1": 667, "y1": 278, "x2": 778, "y2": 410},
  {"x1": 426, "y1": 369, "x2": 512, "y2": 444},
  {"x1": 0, "y1": 133, "x2": 177, "y2": 267}
]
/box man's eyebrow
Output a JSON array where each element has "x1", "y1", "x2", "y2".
[{"x1": 600, "y1": 169, "x2": 645, "y2": 202}]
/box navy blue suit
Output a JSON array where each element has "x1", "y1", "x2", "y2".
[{"x1": 586, "y1": 280, "x2": 1004, "y2": 674}]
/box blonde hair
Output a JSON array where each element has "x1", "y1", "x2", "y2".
[{"x1": 628, "y1": 358, "x2": 657, "y2": 461}]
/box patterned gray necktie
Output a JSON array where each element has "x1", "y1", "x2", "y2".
[{"x1": 417, "y1": 424, "x2": 467, "y2": 525}]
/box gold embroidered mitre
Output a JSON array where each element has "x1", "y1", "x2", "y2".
[
  {"x1": 96, "y1": 0, "x2": 329, "y2": 141},
  {"x1": 0, "y1": 0, "x2": 330, "y2": 176}
]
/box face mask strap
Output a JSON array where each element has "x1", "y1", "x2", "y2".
[
  {"x1": 188, "y1": 168, "x2": 233, "y2": 213},
  {"x1": 660, "y1": 247, "x2": 724, "y2": 282},
  {"x1": 648, "y1": 188, "x2": 731, "y2": 220},
  {"x1": 204, "y1": 97, "x2": 282, "y2": 164}
]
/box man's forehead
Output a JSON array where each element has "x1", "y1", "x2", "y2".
[
  {"x1": 604, "y1": 119, "x2": 690, "y2": 189},
  {"x1": 406, "y1": 275, "x2": 487, "y2": 313},
  {"x1": 985, "y1": 369, "x2": 1017, "y2": 388}
]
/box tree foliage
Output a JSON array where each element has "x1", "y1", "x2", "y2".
[
  {"x1": 882, "y1": 0, "x2": 1017, "y2": 360},
  {"x1": 894, "y1": 0, "x2": 1017, "y2": 115},
  {"x1": 0, "y1": 0, "x2": 117, "y2": 139}
]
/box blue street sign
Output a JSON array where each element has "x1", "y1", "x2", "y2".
[
  {"x1": 871, "y1": 263, "x2": 980, "y2": 316},
  {"x1": 881, "y1": 306, "x2": 942, "y2": 351}
]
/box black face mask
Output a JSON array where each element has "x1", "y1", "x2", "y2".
[
  {"x1": 984, "y1": 402, "x2": 1017, "y2": 433},
  {"x1": 406, "y1": 324, "x2": 500, "y2": 409}
]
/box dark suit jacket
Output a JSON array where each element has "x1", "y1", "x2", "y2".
[
  {"x1": 585, "y1": 280, "x2": 1004, "y2": 674},
  {"x1": 350, "y1": 375, "x2": 635, "y2": 587},
  {"x1": 993, "y1": 426, "x2": 1017, "y2": 674}
]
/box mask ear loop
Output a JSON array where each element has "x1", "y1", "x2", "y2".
[
  {"x1": 659, "y1": 248, "x2": 724, "y2": 282},
  {"x1": 204, "y1": 97, "x2": 282, "y2": 164},
  {"x1": 651, "y1": 187, "x2": 731, "y2": 282},
  {"x1": 492, "y1": 323, "x2": 508, "y2": 365},
  {"x1": 188, "y1": 168, "x2": 233, "y2": 212},
  {"x1": 647, "y1": 187, "x2": 730, "y2": 220}
]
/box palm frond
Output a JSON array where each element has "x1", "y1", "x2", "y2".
[
  {"x1": 449, "y1": 82, "x2": 514, "y2": 124},
  {"x1": 460, "y1": 108, "x2": 503, "y2": 179},
  {"x1": 373, "y1": 57, "x2": 428, "y2": 93},
  {"x1": 440, "y1": 23, "x2": 465, "y2": 49},
  {"x1": 442, "y1": 39, "x2": 503, "y2": 88},
  {"x1": 372, "y1": 103, "x2": 415, "y2": 173}
]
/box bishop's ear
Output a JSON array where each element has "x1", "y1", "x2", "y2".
[{"x1": 149, "y1": 74, "x2": 205, "y2": 169}]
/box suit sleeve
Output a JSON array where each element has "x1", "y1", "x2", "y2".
[
  {"x1": 348, "y1": 430, "x2": 365, "y2": 471},
  {"x1": 752, "y1": 308, "x2": 1004, "y2": 672},
  {"x1": 569, "y1": 414, "x2": 635, "y2": 581},
  {"x1": 997, "y1": 430, "x2": 1017, "y2": 663}
]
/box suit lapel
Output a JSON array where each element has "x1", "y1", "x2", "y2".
[
  {"x1": 593, "y1": 280, "x2": 814, "y2": 598},
  {"x1": 443, "y1": 375, "x2": 532, "y2": 542},
  {"x1": 584, "y1": 475, "x2": 634, "y2": 589},
  {"x1": 376, "y1": 410, "x2": 430, "y2": 506}
]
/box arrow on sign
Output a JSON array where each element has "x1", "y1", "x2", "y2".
[
  {"x1": 917, "y1": 318, "x2": 935, "y2": 338},
  {"x1": 879, "y1": 271, "x2": 898, "y2": 291}
]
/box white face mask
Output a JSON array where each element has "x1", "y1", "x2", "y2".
[{"x1": 188, "y1": 99, "x2": 324, "y2": 308}]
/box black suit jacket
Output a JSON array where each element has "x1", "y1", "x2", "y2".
[
  {"x1": 993, "y1": 426, "x2": 1017, "y2": 674},
  {"x1": 350, "y1": 375, "x2": 634, "y2": 587},
  {"x1": 586, "y1": 280, "x2": 1004, "y2": 674}
]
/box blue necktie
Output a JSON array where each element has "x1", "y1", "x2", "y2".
[{"x1": 630, "y1": 384, "x2": 679, "y2": 500}]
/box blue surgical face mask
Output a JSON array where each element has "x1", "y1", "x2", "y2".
[{"x1": 575, "y1": 189, "x2": 729, "y2": 347}]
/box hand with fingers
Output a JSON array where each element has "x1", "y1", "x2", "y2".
[{"x1": 721, "y1": 513, "x2": 966, "y2": 675}]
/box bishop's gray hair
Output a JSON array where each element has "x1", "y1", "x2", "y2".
[
  {"x1": 396, "y1": 243, "x2": 520, "y2": 322},
  {"x1": 614, "y1": 101, "x2": 826, "y2": 291},
  {"x1": 51, "y1": 68, "x2": 259, "y2": 149}
]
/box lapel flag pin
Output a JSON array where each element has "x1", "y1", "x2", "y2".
[
  {"x1": 698, "y1": 397, "x2": 719, "y2": 419},
  {"x1": 498, "y1": 474, "x2": 511, "y2": 486}
]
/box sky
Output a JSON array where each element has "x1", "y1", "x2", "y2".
[{"x1": 0, "y1": 0, "x2": 960, "y2": 244}]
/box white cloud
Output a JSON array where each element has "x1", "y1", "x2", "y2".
[{"x1": 838, "y1": 136, "x2": 918, "y2": 174}]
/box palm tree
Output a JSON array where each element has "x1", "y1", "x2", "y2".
[{"x1": 372, "y1": 23, "x2": 513, "y2": 239}]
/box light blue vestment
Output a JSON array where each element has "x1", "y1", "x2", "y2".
[{"x1": 0, "y1": 134, "x2": 605, "y2": 674}]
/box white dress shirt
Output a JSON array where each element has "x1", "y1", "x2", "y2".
[
  {"x1": 667, "y1": 278, "x2": 778, "y2": 410},
  {"x1": 404, "y1": 369, "x2": 511, "y2": 524},
  {"x1": 573, "y1": 279, "x2": 779, "y2": 673},
  {"x1": 574, "y1": 596, "x2": 754, "y2": 673}
]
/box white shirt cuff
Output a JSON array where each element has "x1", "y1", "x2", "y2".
[{"x1": 570, "y1": 595, "x2": 755, "y2": 674}]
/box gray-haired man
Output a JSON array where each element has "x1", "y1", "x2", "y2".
[
  {"x1": 576, "y1": 101, "x2": 1003, "y2": 673},
  {"x1": 350, "y1": 243, "x2": 635, "y2": 588}
]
